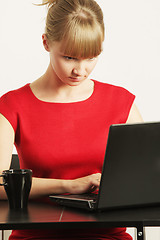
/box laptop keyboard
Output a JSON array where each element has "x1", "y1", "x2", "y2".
[{"x1": 66, "y1": 193, "x2": 98, "y2": 201}]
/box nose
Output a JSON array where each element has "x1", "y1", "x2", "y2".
[{"x1": 72, "y1": 61, "x2": 86, "y2": 76}]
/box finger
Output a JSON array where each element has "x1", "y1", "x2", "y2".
[
  {"x1": 88, "y1": 185, "x2": 97, "y2": 193},
  {"x1": 92, "y1": 173, "x2": 101, "y2": 181},
  {"x1": 89, "y1": 186, "x2": 99, "y2": 193},
  {"x1": 92, "y1": 177, "x2": 101, "y2": 186}
]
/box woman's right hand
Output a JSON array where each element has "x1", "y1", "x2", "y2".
[{"x1": 64, "y1": 173, "x2": 101, "y2": 195}]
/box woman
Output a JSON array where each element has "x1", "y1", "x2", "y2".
[{"x1": 0, "y1": 0, "x2": 143, "y2": 239}]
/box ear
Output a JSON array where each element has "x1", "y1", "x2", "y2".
[{"x1": 42, "y1": 34, "x2": 50, "y2": 52}]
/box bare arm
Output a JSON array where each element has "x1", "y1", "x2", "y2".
[
  {"x1": 126, "y1": 103, "x2": 143, "y2": 124},
  {"x1": 31, "y1": 173, "x2": 101, "y2": 198},
  {"x1": 0, "y1": 114, "x2": 14, "y2": 199},
  {"x1": 0, "y1": 114, "x2": 100, "y2": 199}
]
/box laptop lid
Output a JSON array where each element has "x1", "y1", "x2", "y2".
[
  {"x1": 50, "y1": 122, "x2": 160, "y2": 211},
  {"x1": 97, "y1": 122, "x2": 160, "y2": 210}
]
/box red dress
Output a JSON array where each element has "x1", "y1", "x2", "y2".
[{"x1": 0, "y1": 79, "x2": 135, "y2": 239}]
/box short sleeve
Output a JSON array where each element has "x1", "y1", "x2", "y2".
[
  {"x1": 115, "y1": 86, "x2": 135, "y2": 123},
  {"x1": 94, "y1": 80, "x2": 136, "y2": 124},
  {"x1": 0, "y1": 91, "x2": 18, "y2": 132}
]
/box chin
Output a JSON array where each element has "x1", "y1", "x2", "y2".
[{"x1": 67, "y1": 81, "x2": 82, "y2": 86}]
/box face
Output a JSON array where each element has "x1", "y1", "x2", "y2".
[{"x1": 43, "y1": 35, "x2": 98, "y2": 87}]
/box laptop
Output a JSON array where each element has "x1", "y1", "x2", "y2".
[{"x1": 50, "y1": 122, "x2": 160, "y2": 211}]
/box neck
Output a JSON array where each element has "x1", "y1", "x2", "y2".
[{"x1": 31, "y1": 64, "x2": 94, "y2": 103}]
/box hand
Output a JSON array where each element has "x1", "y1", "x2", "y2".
[{"x1": 65, "y1": 173, "x2": 101, "y2": 194}]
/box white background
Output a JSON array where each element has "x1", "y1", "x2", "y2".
[
  {"x1": 0, "y1": 1, "x2": 160, "y2": 239},
  {"x1": 0, "y1": 0, "x2": 160, "y2": 121}
]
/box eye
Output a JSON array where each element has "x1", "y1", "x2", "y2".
[
  {"x1": 89, "y1": 57, "x2": 96, "y2": 61},
  {"x1": 63, "y1": 56, "x2": 75, "y2": 60}
]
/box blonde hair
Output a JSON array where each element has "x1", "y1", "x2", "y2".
[{"x1": 41, "y1": 0, "x2": 105, "y2": 59}]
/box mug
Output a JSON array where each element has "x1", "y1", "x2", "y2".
[{"x1": 0, "y1": 169, "x2": 32, "y2": 209}]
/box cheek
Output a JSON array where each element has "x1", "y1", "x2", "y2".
[
  {"x1": 57, "y1": 60, "x2": 71, "y2": 74},
  {"x1": 51, "y1": 59, "x2": 66, "y2": 76},
  {"x1": 58, "y1": 66, "x2": 70, "y2": 78},
  {"x1": 88, "y1": 62, "x2": 97, "y2": 73}
]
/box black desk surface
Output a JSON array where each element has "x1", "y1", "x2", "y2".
[{"x1": 1, "y1": 200, "x2": 160, "y2": 230}]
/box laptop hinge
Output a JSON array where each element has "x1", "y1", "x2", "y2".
[{"x1": 88, "y1": 201, "x2": 95, "y2": 209}]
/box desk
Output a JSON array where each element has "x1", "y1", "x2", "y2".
[{"x1": 1, "y1": 200, "x2": 160, "y2": 240}]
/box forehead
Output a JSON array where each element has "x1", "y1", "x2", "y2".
[{"x1": 49, "y1": 37, "x2": 102, "y2": 59}]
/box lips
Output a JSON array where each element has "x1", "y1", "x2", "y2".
[{"x1": 69, "y1": 77, "x2": 82, "y2": 81}]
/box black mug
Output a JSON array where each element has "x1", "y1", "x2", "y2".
[{"x1": 0, "y1": 169, "x2": 32, "y2": 209}]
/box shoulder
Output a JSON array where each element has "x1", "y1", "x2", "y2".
[
  {"x1": 0, "y1": 84, "x2": 30, "y2": 104},
  {"x1": 93, "y1": 79, "x2": 135, "y2": 99},
  {"x1": 0, "y1": 84, "x2": 30, "y2": 132},
  {"x1": 1, "y1": 84, "x2": 30, "y2": 97}
]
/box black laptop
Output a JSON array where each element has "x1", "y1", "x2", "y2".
[{"x1": 50, "y1": 122, "x2": 160, "y2": 211}]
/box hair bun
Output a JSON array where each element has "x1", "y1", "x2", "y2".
[{"x1": 42, "y1": 0, "x2": 57, "y2": 6}]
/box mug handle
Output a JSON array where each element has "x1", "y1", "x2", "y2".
[{"x1": 0, "y1": 175, "x2": 7, "y2": 186}]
